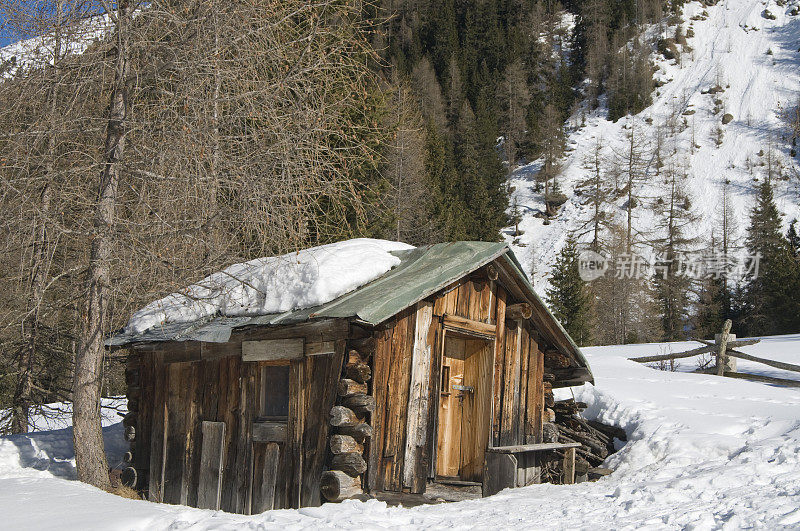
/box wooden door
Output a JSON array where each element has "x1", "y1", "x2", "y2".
[{"x1": 435, "y1": 336, "x2": 492, "y2": 482}]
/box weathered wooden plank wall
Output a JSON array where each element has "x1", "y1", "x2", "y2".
[{"x1": 134, "y1": 333, "x2": 345, "y2": 514}]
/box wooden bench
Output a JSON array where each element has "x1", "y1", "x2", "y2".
[{"x1": 483, "y1": 442, "x2": 581, "y2": 496}]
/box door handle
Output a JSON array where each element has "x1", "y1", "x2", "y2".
[{"x1": 452, "y1": 384, "x2": 474, "y2": 393}]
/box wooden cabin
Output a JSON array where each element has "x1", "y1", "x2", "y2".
[{"x1": 108, "y1": 241, "x2": 593, "y2": 513}]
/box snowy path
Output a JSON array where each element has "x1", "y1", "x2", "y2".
[{"x1": 2, "y1": 336, "x2": 799, "y2": 529}]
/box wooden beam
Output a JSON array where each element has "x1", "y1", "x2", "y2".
[
  {"x1": 506, "y1": 303, "x2": 532, "y2": 320},
  {"x1": 236, "y1": 318, "x2": 349, "y2": 343},
  {"x1": 486, "y1": 442, "x2": 581, "y2": 453},
  {"x1": 403, "y1": 302, "x2": 434, "y2": 492},
  {"x1": 252, "y1": 421, "x2": 288, "y2": 443},
  {"x1": 305, "y1": 341, "x2": 335, "y2": 356},
  {"x1": 242, "y1": 339, "x2": 304, "y2": 362},
  {"x1": 442, "y1": 314, "x2": 496, "y2": 338},
  {"x1": 563, "y1": 447, "x2": 576, "y2": 484}
]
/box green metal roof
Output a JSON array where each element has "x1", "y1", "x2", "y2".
[{"x1": 106, "y1": 241, "x2": 590, "y2": 375}]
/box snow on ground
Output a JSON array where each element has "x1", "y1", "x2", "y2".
[
  {"x1": 2, "y1": 336, "x2": 799, "y2": 529},
  {"x1": 508, "y1": 0, "x2": 800, "y2": 293},
  {"x1": 126, "y1": 239, "x2": 414, "y2": 334}
]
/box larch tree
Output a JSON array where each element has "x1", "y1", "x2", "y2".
[
  {"x1": 576, "y1": 138, "x2": 613, "y2": 251},
  {"x1": 73, "y1": 0, "x2": 135, "y2": 490},
  {"x1": 500, "y1": 57, "x2": 530, "y2": 171},
  {"x1": 650, "y1": 162, "x2": 697, "y2": 341}
]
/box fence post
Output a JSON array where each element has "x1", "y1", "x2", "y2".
[{"x1": 715, "y1": 319, "x2": 733, "y2": 376}]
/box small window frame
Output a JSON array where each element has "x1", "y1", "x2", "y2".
[{"x1": 259, "y1": 362, "x2": 291, "y2": 422}]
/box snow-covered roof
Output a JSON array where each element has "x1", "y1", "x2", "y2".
[{"x1": 107, "y1": 239, "x2": 590, "y2": 375}]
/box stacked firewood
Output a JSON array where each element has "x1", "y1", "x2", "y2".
[
  {"x1": 540, "y1": 393, "x2": 626, "y2": 483},
  {"x1": 321, "y1": 332, "x2": 375, "y2": 502}
]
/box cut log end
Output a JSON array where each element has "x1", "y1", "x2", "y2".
[
  {"x1": 320, "y1": 470, "x2": 362, "y2": 502},
  {"x1": 337, "y1": 379, "x2": 367, "y2": 398},
  {"x1": 330, "y1": 434, "x2": 364, "y2": 455},
  {"x1": 331, "y1": 452, "x2": 367, "y2": 477},
  {"x1": 330, "y1": 405, "x2": 362, "y2": 427},
  {"x1": 337, "y1": 422, "x2": 373, "y2": 443}
]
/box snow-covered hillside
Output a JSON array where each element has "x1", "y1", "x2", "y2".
[
  {"x1": 2, "y1": 336, "x2": 799, "y2": 529},
  {"x1": 509, "y1": 0, "x2": 800, "y2": 292}
]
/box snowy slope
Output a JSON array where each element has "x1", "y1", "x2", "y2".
[
  {"x1": 2, "y1": 336, "x2": 799, "y2": 529},
  {"x1": 508, "y1": 0, "x2": 800, "y2": 292},
  {"x1": 0, "y1": 13, "x2": 110, "y2": 77}
]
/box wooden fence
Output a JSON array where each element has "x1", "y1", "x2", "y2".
[{"x1": 628, "y1": 320, "x2": 800, "y2": 388}]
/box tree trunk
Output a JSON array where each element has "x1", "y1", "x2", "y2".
[{"x1": 73, "y1": 1, "x2": 130, "y2": 491}]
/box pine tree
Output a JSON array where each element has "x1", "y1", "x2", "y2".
[
  {"x1": 546, "y1": 236, "x2": 594, "y2": 346},
  {"x1": 743, "y1": 179, "x2": 800, "y2": 335}
]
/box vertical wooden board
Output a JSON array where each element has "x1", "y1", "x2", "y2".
[
  {"x1": 384, "y1": 307, "x2": 415, "y2": 491},
  {"x1": 433, "y1": 282, "x2": 457, "y2": 316},
  {"x1": 286, "y1": 359, "x2": 304, "y2": 508},
  {"x1": 219, "y1": 356, "x2": 242, "y2": 513},
  {"x1": 459, "y1": 341, "x2": 478, "y2": 480},
  {"x1": 424, "y1": 322, "x2": 445, "y2": 480},
  {"x1": 252, "y1": 442, "x2": 280, "y2": 513},
  {"x1": 163, "y1": 362, "x2": 190, "y2": 505},
  {"x1": 367, "y1": 326, "x2": 392, "y2": 493},
  {"x1": 482, "y1": 452, "x2": 517, "y2": 497},
  {"x1": 300, "y1": 341, "x2": 345, "y2": 507},
  {"x1": 381, "y1": 311, "x2": 407, "y2": 488},
  {"x1": 148, "y1": 354, "x2": 167, "y2": 502},
  {"x1": 403, "y1": 302, "x2": 434, "y2": 493},
  {"x1": 499, "y1": 322, "x2": 520, "y2": 446},
  {"x1": 455, "y1": 282, "x2": 472, "y2": 319},
  {"x1": 516, "y1": 326, "x2": 531, "y2": 445},
  {"x1": 491, "y1": 289, "x2": 507, "y2": 446},
  {"x1": 476, "y1": 280, "x2": 492, "y2": 323},
  {"x1": 197, "y1": 421, "x2": 226, "y2": 510},
  {"x1": 487, "y1": 280, "x2": 497, "y2": 325},
  {"x1": 474, "y1": 342, "x2": 493, "y2": 480},
  {"x1": 526, "y1": 339, "x2": 544, "y2": 444},
  {"x1": 440, "y1": 283, "x2": 460, "y2": 316},
  {"x1": 202, "y1": 359, "x2": 221, "y2": 423},
  {"x1": 233, "y1": 361, "x2": 256, "y2": 514},
  {"x1": 184, "y1": 362, "x2": 203, "y2": 507},
  {"x1": 133, "y1": 351, "x2": 154, "y2": 477},
  {"x1": 563, "y1": 447, "x2": 576, "y2": 484}
]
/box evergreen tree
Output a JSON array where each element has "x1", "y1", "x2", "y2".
[
  {"x1": 546, "y1": 236, "x2": 594, "y2": 346},
  {"x1": 743, "y1": 179, "x2": 800, "y2": 335}
]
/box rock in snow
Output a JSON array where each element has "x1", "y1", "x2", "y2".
[{"x1": 125, "y1": 238, "x2": 414, "y2": 334}]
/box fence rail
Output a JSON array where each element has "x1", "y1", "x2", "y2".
[{"x1": 628, "y1": 321, "x2": 800, "y2": 387}]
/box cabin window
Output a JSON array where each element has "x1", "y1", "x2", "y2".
[{"x1": 261, "y1": 365, "x2": 290, "y2": 420}]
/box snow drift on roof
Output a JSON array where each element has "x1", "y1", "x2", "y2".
[{"x1": 125, "y1": 238, "x2": 414, "y2": 334}]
